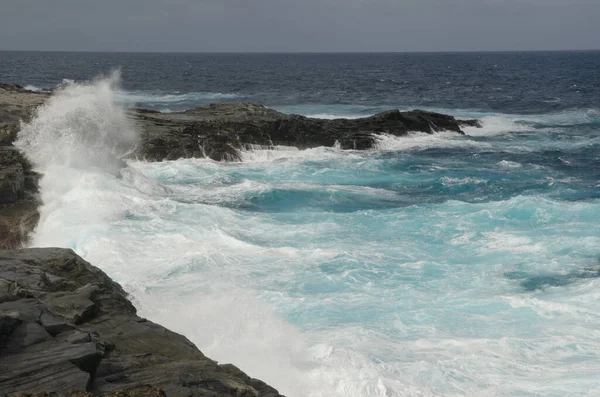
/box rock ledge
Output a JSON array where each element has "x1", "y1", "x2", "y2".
[{"x1": 0, "y1": 248, "x2": 284, "y2": 397}]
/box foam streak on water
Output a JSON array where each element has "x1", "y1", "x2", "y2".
[{"x1": 15, "y1": 76, "x2": 600, "y2": 397}]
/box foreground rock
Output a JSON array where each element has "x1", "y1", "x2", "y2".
[{"x1": 0, "y1": 248, "x2": 284, "y2": 397}]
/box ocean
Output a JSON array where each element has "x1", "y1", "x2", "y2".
[{"x1": 3, "y1": 51, "x2": 600, "y2": 396}]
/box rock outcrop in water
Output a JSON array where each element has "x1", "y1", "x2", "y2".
[
  {"x1": 134, "y1": 103, "x2": 481, "y2": 161},
  {"x1": 0, "y1": 248, "x2": 284, "y2": 397}
]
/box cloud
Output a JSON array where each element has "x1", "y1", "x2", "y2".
[{"x1": 0, "y1": 0, "x2": 598, "y2": 51}]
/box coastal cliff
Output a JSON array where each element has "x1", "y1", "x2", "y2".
[{"x1": 0, "y1": 248, "x2": 283, "y2": 397}]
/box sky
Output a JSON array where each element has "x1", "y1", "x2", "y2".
[{"x1": 1, "y1": 0, "x2": 599, "y2": 52}]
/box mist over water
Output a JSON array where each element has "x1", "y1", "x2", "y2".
[{"x1": 8, "y1": 52, "x2": 600, "y2": 396}]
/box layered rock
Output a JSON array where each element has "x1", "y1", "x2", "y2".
[{"x1": 0, "y1": 248, "x2": 284, "y2": 397}]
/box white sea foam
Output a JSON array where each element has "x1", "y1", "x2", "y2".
[
  {"x1": 498, "y1": 160, "x2": 523, "y2": 169},
  {"x1": 114, "y1": 90, "x2": 239, "y2": 107},
  {"x1": 518, "y1": 108, "x2": 600, "y2": 126},
  {"x1": 374, "y1": 131, "x2": 491, "y2": 151},
  {"x1": 480, "y1": 232, "x2": 545, "y2": 254},
  {"x1": 239, "y1": 145, "x2": 301, "y2": 162},
  {"x1": 24, "y1": 84, "x2": 43, "y2": 92},
  {"x1": 305, "y1": 113, "x2": 364, "y2": 120},
  {"x1": 238, "y1": 145, "x2": 360, "y2": 163},
  {"x1": 462, "y1": 108, "x2": 600, "y2": 137},
  {"x1": 462, "y1": 114, "x2": 534, "y2": 136},
  {"x1": 441, "y1": 176, "x2": 488, "y2": 186}
]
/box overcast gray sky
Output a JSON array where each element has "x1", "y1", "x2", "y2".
[{"x1": 1, "y1": 0, "x2": 599, "y2": 52}]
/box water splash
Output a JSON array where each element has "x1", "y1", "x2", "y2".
[
  {"x1": 16, "y1": 71, "x2": 138, "y2": 175},
  {"x1": 15, "y1": 72, "x2": 140, "y2": 247}
]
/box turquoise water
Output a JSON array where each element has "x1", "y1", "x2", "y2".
[
  {"x1": 9, "y1": 53, "x2": 600, "y2": 396},
  {"x1": 117, "y1": 127, "x2": 600, "y2": 395}
]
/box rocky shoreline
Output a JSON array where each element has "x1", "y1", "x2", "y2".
[
  {"x1": 0, "y1": 83, "x2": 481, "y2": 396},
  {"x1": 0, "y1": 248, "x2": 283, "y2": 397}
]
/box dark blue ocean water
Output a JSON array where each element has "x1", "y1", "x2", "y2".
[
  {"x1": 5, "y1": 52, "x2": 600, "y2": 396},
  {"x1": 2, "y1": 51, "x2": 599, "y2": 113}
]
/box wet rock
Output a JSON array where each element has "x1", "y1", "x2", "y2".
[
  {"x1": 0, "y1": 152, "x2": 26, "y2": 205},
  {"x1": 40, "y1": 311, "x2": 74, "y2": 336},
  {"x1": 64, "y1": 330, "x2": 91, "y2": 345},
  {"x1": 0, "y1": 84, "x2": 45, "y2": 249},
  {"x1": 134, "y1": 103, "x2": 481, "y2": 162},
  {"x1": 0, "y1": 148, "x2": 40, "y2": 250}
]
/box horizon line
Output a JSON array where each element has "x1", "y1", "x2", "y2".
[{"x1": 1, "y1": 49, "x2": 599, "y2": 55}]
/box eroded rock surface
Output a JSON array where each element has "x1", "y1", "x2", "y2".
[{"x1": 0, "y1": 248, "x2": 284, "y2": 397}]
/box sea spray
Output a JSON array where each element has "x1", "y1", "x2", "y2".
[
  {"x1": 15, "y1": 72, "x2": 140, "y2": 247},
  {"x1": 16, "y1": 71, "x2": 137, "y2": 175}
]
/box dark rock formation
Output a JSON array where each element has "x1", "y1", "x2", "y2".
[
  {"x1": 0, "y1": 84, "x2": 47, "y2": 147},
  {"x1": 135, "y1": 103, "x2": 482, "y2": 162},
  {"x1": 0, "y1": 248, "x2": 284, "y2": 397},
  {"x1": 0, "y1": 84, "x2": 45, "y2": 249},
  {"x1": 0, "y1": 148, "x2": 40, "y2": 250}
]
